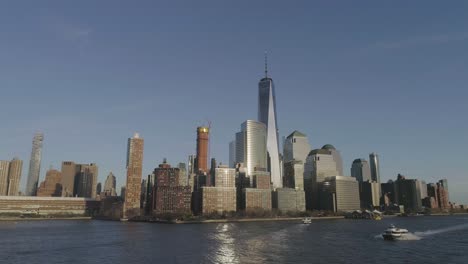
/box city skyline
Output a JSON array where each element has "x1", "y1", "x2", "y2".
[{"x1": 0, "y1": 2, "x2": 467, "y2": 203}]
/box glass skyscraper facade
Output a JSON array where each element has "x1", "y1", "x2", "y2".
[
  {"x1": 258, "y1": 73, "x2": 282, "y2": 189},
  {"x1": 26, "y1": 132, "x2": 44, "y2": 196},
  {"x1": 235, "y1": 120, "x2": 268, "y2": 179},
  {"x1": 369, "y1": 152, "x2": 381, "y2": 183}
]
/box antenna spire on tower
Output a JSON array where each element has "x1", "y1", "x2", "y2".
[{"x1": 264, "y1": 51, "x2": 268, "y2": 78}]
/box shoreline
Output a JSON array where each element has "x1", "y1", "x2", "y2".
[
  {"x1": 170, "y1": 216, "x2": 345, "y2": 224},
  {"x1": 0, "y1": 216, "x2": 92, "y2": 221}
]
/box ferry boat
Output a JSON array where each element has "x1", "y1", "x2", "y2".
[
  {"x1": 382, "y1": 224, "x2": 409, "y2": 240},
  {"x1": 302, "y1": 217, "x2": 312, "y2": 224}
]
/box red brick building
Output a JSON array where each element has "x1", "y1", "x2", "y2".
[
  {"x1": 37, "y1": 169, "x2": 62, "y2": 197},
  {"x1": 152, "y1": 160, "x2": 191, "y2": 214}
]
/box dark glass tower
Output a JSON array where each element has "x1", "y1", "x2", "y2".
[{"x1": 258, "y1": 54, "x2": 282, "y2": 189}]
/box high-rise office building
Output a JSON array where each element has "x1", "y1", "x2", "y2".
[
  {"x1": 235, "y1": 120, "x2": 268, "y2": 182},
  {"x1": 303, "y1": 147, "x2": 340, "y2": 210},
  {"x1": 258, "y1": 56, "x2": 281, "y2": 189},
  {"x1": 360, "y1": 181, "x2": 381, "y2": 209},
  {"x1": 7, "y1": 158, "x2": 23, "y2": 196},
  {"x1": 283, "y1": 130, "x2": 311, "y2": 190},
  {"x1": 104, "y1": 172, "x2": 117, "y2": 196},
  {"x1": 96, "y1": 182, "x2": 102, "y2": 196},
  {"x1": 319, "y1": 176, "x2": 360, "y2": 212},
  {"x1": 322, "y1": 144, "x2": 344, "y2": 176},
  {"x1": 351, "y1": 159, "x2": 371, "y2": 183},
  {"x1": 25, "y1": 133, "x2": 44, "y2": 196},
  {"x1": 229, "y1": 140, "x2": 236, "y2": 168},
  {"x1": 369, "y1": 153, "x2": 381, "y2": 183},
  {"x1": 124, "y1": 132, "x2": 144, "y2": 219},
  {"x1": 61, "y1": 161, "x2": 77, "y2": 197},
  {"x1": 0, "y1": 160, "x2": 10, "y2": 196},
  {"x1": 37, "y1": 169, "x2": 62, "y2": 197},
  {"x1": 75, "y1": 163, "x2": 98, "y2": 198},
  {"x1": 394, "y1": 174, "x2": 422, "y2": 212},
  {"x1": 438, "y1": 179, "x2": 449, "y2": 202},
  {"x1": 196, "y1": 127, "x2": 209, "y2": 173}
]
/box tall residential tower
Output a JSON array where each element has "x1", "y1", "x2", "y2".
[
  {"x1": 25, "y1": 133, "x2": 44, "y2": 196},
  {"x1": 123, "y1": 132, "x2": 144, "y2": 219}
]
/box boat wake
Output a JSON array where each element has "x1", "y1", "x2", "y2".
[
  {"x1": 414, "y1": 223, "x2": 468, "y2": 237},
  {"x1": 374, "y1": 233, "x2": 421, "y2": 240}
]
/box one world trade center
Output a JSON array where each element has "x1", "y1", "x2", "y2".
[{"x1": 258, "y1": 54, "x2": 282, "y2": 189}]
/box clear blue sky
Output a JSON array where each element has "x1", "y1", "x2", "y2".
[{"x1": 1, "y1": 1, "x2": 467, "y2": 203}]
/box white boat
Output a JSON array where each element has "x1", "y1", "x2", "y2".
[
  {"x1": 382, "y1": 224, "x2": 409, "y2": 240},
  {"x1": 302, "y1": 217, "x2": 312, "y2": 224}
]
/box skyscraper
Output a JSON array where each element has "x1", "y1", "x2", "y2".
[
  {"x1": 196, "y1": 127, "x2": 209, "y2": 173},
  {"x1": 37, "y1": 168, "x2": 62, "y2": 197},
  {"x1": 123, "y1": 132, "x2": 144, "y2": 219},
  {"x1": 283, "y1": 130, "x2": 311, "y2": 190},
  {"x1": 7, "y1": 158, "x2": 23, "y2": 196},
  {"x1": 258, "y1": 55, "x2": 281, "y2": 189},
  {"x1": 75, "y1": 163, "x2": 98, "y2": 198},
  {"x1": 104, "y1": 172, "x2": 117, "y2": 196},
  {"x1": 235, "y1": 120, "x2": 268, "y2": 180},
  {"x1": 25, "y1": 132, "x2": 44, "y2": 196},
  {"x1": 369, "y1": 152, "x2": 381, "y2": 183},
  {"x1": 229, "y1": 140, "x2": 236, "y2": 168},
  {"x1": 0, "y1": 160, "x2": 10, "y2": 196},
  {"x1": 351, "y1": 159, "x2": 372, "y2": 183}
]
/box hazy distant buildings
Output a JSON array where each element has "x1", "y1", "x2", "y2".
[
  {"x1": 437, "y1": 180, "x2": 450, "y2": 209},
  {"x1": 229, "y1": 140, "x2": 236, "y2": 168},
  {"x1": 3, "y1": 158, "x2": 23, "y2": 196},
  {"x1": 258, "y1": 64, "x2": 282, "y2": 189},
  {"x1": 75, "y1": 163, "x2": 98, "y2": 198},
  {"x1": 394, "y1": 174, "x2": 422, "y2": 212},
  {"x1": 351, "y1": 159, "x2": 371, "y2": 183},
  {"x1": 103, "y1": 172, "x2": 117, "y2": 196},
  {"x1": 60, "y1": 161, "x2": 98, "y2": 198},
  {"x1": 123, "y1": 132, "x2": 144, "y2": 219},
  {"x1": 283, "y1": 130, "x2": 311, "y2": 191},
  {"x1": 25, "y1": 133, "x2": 44, "y2": 196},
  {"x1": 37, "y1": 169, "x2": 62, "y2": 197},
  {"x1": 369, "y1": 153, "x2": 380, "y2": 183},
  {"x1": 319, "y1": 176, "x2": 360, "y2": 212}
]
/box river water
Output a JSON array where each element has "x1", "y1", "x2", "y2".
[{"x1": 1, "y1": 215, "x2": 467, "y2": 264}]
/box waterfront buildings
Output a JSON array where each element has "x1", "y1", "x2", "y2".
[
  {"x1": 283, "y1": 130, "x2": 311, "y2": 191},
  {"x1": 369, "y1": 153, "x2": 380, "y2": 183},
  {"x1": 258, "y1": 60, "x2": 282, "y2": 189},
  {"x1": 201, "y1": 166, "x2": 237, "y2": 214},
  {"x1": 0, "y1": 196, "x2": 100, "y2": 216},
  {"x1": 323, "y1": 144, "x2": 344, "y2": 176},
  {"x1": 123, "y1": 133, "x2": 144, "y2": 219},
  {"x1": 319, "y1": 176, "x2": 360, "y2": 212},
  {"x1": 37, "y1": 169, "x2": 62, "y2": 197},
  {"x1": 394, "y1": 174, "x2": 422, "y2": 212},
  {"x1": 303, "y1": 146, "x2": 340, "y2": 210},
  {"x1": 360, "y1": 181, "x2": 381, "y2": 209},
  {"x1": 178, "y1": 163, "x2": 187, "y2": 186},
  {"x1": 437, "y1": 181, "x2": 450, "y2": 209},
  {"x1": 25, "y1": 133, "x2": 44, "y2": 196},
  {"x1": 152, "y1": 160, "x2": 191, "y2": 215},
  {"x1": 351, "y1": 159, "x2": 371, "y2": 183},
  {"x1": 103, "y1": 172, "x2": 117, "y2": 196},
  {"x1": 272, "y1": 188, "x2": 306, "y2": 212}
]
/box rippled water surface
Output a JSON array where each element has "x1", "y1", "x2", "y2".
[{"x1": 1, "y1": 215, "x2": 467, "y2": 264}]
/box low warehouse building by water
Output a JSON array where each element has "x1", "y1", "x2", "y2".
[{"x1": 0, "y1": 196, "x2": 100, "y2": 216}]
